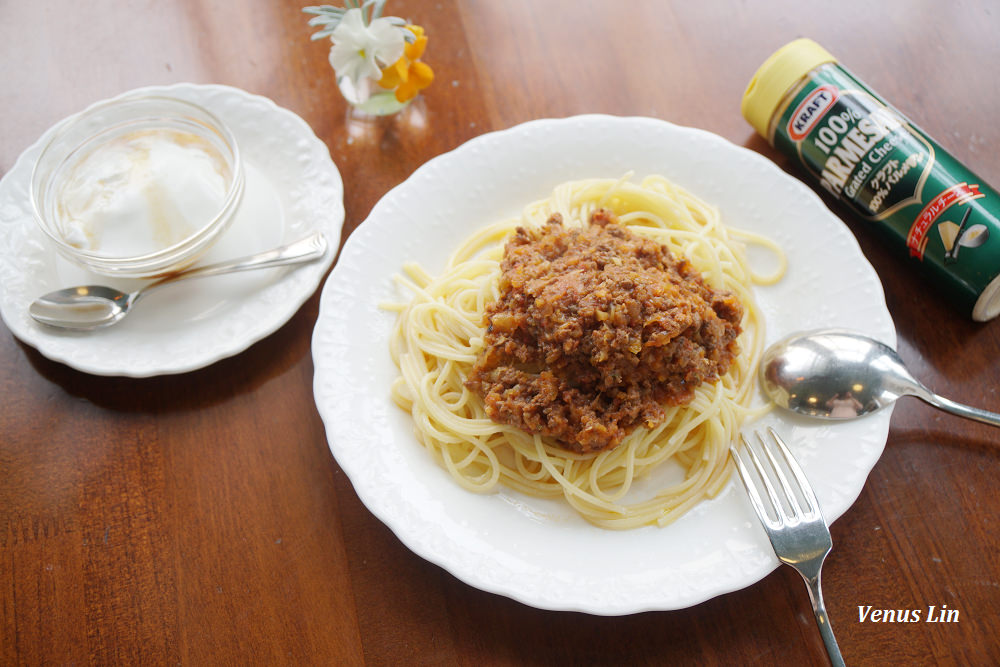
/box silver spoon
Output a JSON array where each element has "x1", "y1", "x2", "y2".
[
  {"x1": 760, "y1": 328, "x2": 1000, "y2": 427},
  {"x1": 30, "y1": 232, "x2": 328, "y2": 331}
]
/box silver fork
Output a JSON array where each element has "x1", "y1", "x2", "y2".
[{"x1": 730, "y1": 428, "x2": 846, "y2": 667}]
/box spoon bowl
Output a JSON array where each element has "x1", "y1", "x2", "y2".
[
  {"x1": 30, "y1": 232, "x2": 327, "y2": 331},
  {"x1": 761, "y1": 329, "x2": 1000, "y2": 427},
  {"x1": 30, "y1": 285, "x2": 136, "y2": 329}
]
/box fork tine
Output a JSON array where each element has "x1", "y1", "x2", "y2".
[
  {"x1": 730, "y1": 434, "x2": 773, "y2": 525},
  {"x1": 755, "y1": 429, "x2": 805, "y2": 519},
  {"x1": 764, "y1": 426, "x2": 820, "y2": 515},
  {"x1": 731, "y1": 432, "x2": 783, "y2": 526},
  {"x1": 742, "y1": 431, "x2": 786, "y2": 524}
]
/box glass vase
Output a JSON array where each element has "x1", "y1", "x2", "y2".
[{"x1": 337, "y1": 76, "x2": 411, "y2": 118}]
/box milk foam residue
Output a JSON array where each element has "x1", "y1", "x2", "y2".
[{"x1": 55, "y1": 129, "x2": 231, "y2": 257}]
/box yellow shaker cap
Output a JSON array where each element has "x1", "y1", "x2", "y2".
[{"x1": 741, "y1": 38, "x2": 837, "y2": 139}]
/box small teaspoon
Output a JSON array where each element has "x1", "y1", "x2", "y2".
[{"x1": 29, "y1": 232, "x2": 327, "y2": 331}]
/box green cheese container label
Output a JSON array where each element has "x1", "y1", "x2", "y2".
[{"x1": 744, "y1": 41, "x2": 1000, "y2": 321}]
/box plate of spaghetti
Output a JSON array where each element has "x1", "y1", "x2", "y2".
[{"x1": 312, "y1": 115, "x2": 894, "y2": 614}]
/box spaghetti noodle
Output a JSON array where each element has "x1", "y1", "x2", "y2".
[{"x1": 387, "y1": 175, "x2": 785, "y2": 529}]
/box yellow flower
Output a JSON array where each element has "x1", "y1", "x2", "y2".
[
  {"x1": 403, "y1": 24, "x2": 428, "y2": 61},
  {"x1": 378, "y1": 24, "x2": 434, "y2": 103}
]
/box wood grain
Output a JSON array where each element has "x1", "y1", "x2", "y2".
[{"x1": 2, "y1": 1, "x2": 998, "y2": 664}]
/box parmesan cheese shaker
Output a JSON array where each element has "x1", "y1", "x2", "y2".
[{"x1": 742, "y1": 38, "x2": 1000, "y2": 321}]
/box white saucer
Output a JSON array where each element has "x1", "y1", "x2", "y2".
[{"x1": 0, "y1": 83, "x2": 344, "y2": 377}]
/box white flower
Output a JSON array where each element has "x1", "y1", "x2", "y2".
[{"x1": 328, "y1": 8, "x2": 405, "y2": 90}]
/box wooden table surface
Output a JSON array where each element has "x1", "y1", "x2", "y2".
[{"x1": 3, "y1": 1, "x2": 998, "y2": 664}]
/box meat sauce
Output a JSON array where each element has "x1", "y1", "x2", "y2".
[{"x1": 466, "y1": 210, "x2": 743, "y2": 453}]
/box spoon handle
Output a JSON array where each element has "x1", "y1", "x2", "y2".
[
  {"x1": 919, "y1": 391, "x2": 1000, "y2": 428},
  {"x1": 145, "y1": 232, "x2": 328, "y2": 293}
]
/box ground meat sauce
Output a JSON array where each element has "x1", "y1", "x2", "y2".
[{"x1": 465, "y1": 210, "x2": 744, "y2": 453}]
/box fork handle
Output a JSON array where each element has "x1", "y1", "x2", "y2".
[{"x1": 803, "y1": 574, "x2": 846, "y2": 667}]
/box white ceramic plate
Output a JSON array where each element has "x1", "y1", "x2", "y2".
[
  {"x1": 312, "y1": 115, "x2": 894, "y2": 614},
  {"x1": 0, "y1": 83, "x2": 343, "y2": 377}
]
